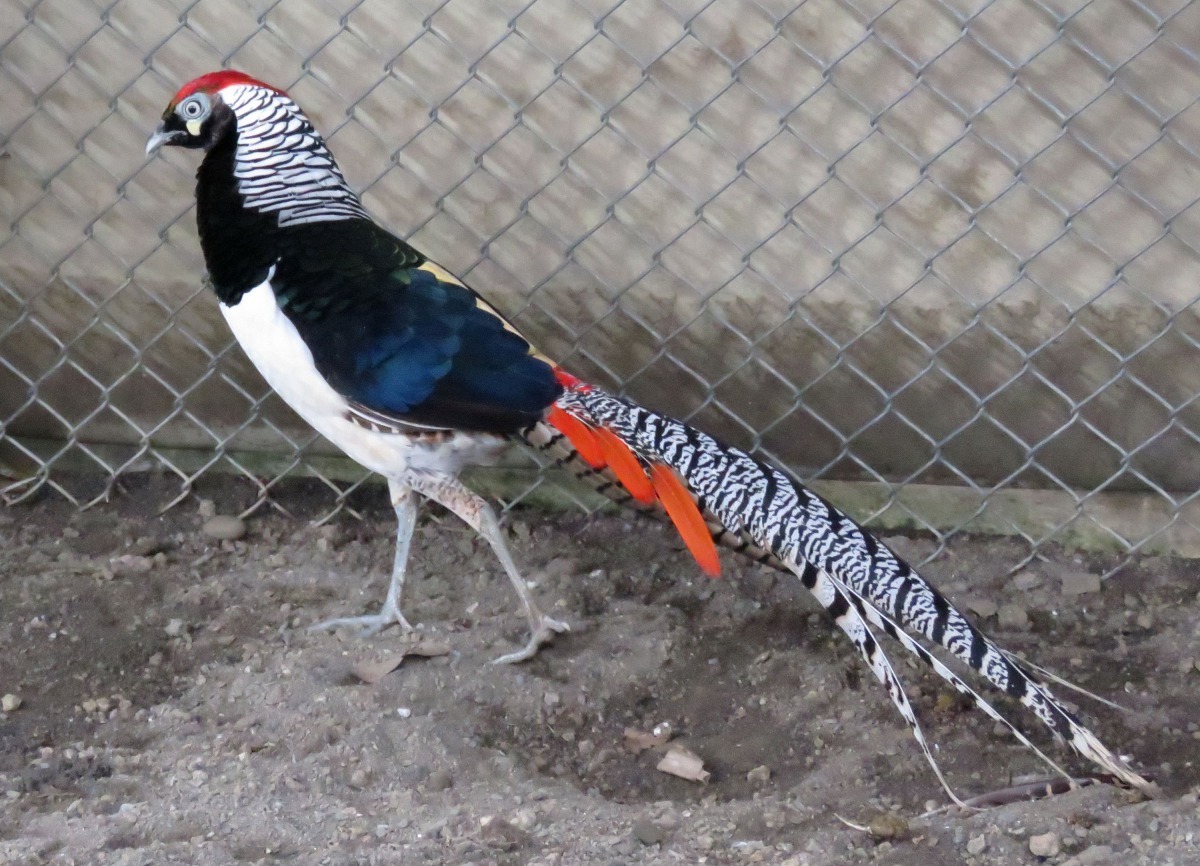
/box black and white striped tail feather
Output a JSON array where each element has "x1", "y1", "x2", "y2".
[
  {"x1": 547, "y1": 387, "x2": 1153, "y2": 796},
  {"x1": 710, "y1": 526, "x2": 1089, "y2": 794},
  {"x1": 527, "y1": 417, "x2": 1073, "y2": 798},
  {"x1": 525, "y1": 420, "x2": 773, "y2": 563},
  {"x1": 527, "y1": 417, "x2": 969, "y2": 799},
  {"x1": 792, "y1": 558, "x2": 974, "y2": 805},
  {"x1": 526, "y1": 420, "x2": 1021, "y2": 801}
]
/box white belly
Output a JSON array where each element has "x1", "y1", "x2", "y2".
[{"x1": 219, "y1": 279, "x2": 504, "y2": 477}]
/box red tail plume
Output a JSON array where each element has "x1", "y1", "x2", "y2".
[
  {"x1": 593, "y1": 427, "x2": 655, "y2": 504},
  {"x1": 547, "y1": 370, "x2": 721, "y2": 577},
  {"x1": 648, "y1": 464, "x2": 720, "y2": 576},
  {"x1": 546, "y1": 406, "x2": 604, "y2": 468}
]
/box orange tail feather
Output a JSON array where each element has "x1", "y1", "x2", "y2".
[
  {"x1": 649, "y1": 464, "x2": 721, "y2": 577},
  {"x1": 593, "y1": 427, "x2": 655, "y2": 504},
  {"x1": 547, "y1": 396, "x2": 721, "y2": 577},
  {"x1": 547, "y1": 406, "x2": 604, "y2": 468}
]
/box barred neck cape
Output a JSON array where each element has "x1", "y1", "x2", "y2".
[
  {"x1": 191, "y1": 81, "x2": 381, "y2": 307},
  {"x1": 541, "y1": 382, "x2": 1154, "y2": 800},
  {"x1": 222, "y1": 84, "x2": 369, "y2": 227}
]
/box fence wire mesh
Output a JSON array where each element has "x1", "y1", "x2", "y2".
[{"x1": 3, "y1": 0, "x2": 1200, "y2": 570}]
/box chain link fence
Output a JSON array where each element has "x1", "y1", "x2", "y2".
[{"x1": 3, "y1": 0, "x2": 1200, "y2": 570}]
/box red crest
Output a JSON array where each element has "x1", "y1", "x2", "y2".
[{"x1": 171, "y1": 71, "x2": 286, "y2": 105}]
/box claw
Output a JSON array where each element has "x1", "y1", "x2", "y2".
[
  {"x1": 491, "y1": 614, "x2": 570, "y2": 665},
  {"x1": 307, "y1": 603, "x2": 414, "y2": 637}
]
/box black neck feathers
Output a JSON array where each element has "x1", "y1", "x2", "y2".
[{"x1": 195, "y1": 130, "x2": 282, "y2": 306}]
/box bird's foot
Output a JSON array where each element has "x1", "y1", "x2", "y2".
[
  {"x1": 491, "y1": 613, "x2": 571, "y2": 665},
  {"x1": 307, "y1": 603, "x2": 415, "y2": 638}
]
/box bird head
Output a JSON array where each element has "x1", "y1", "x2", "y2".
[{"x1": 146, "y1": 71, "x2": 285, "y2": 155}]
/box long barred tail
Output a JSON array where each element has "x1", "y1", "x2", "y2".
[{"x1": 534, "y1": 379, "x2": 1153, "y2": 797}]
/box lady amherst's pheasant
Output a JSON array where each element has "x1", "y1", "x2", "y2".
[{"x1": 148, "y1": 71, "x2": 1153, "y2": 803}]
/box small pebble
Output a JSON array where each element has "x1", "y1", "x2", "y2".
[
  {"x1": 1061, "y1": 571, "x2": 1101, "y2": 596},
  {"x1": 164, "y1": 618, "x2": 186, "y2": 637},
  {"x1": 1, "y1": 694, "x2": 21, "y2": 713},
  {"x1": 1074, "y1": 844, "x2": 1114, "y2": 864},
  {"x1": 998, "y1": 603, "x2": 1029, "y2": 630},
  {"x1": 424, "y1": 769, "x2": 452, "y2": 791},
  {"x1": 1014, "y1": 571, "x2": 1043, "y2": 590},
  {"x1": 966, "y1": 598, "x2": 998, "y2": 619},
  {"x1": 1029, "y1": 832, "x2": 1061, "y2": 857},
  {"x1": 746, "y1": 765, "x2": 771, "y2": 784},
  {"x1": 966, "y1": 834, "x2": 986, "y2": 855},
  {"x1": 479, "y1": 815, "x2": 527, "y2": 849},
  {"x1": 868, "y1": 813, "x2": 908, "y2": 840},
  {"x1": 631, "y1": 818, "x2": 667, "y2": 846},
  {"x1": 202, "y1": 515, "x2": 246, "y2": 541},
  {"x1": 417, "y1": 817, "x2": 447, "y2": 839},
  {"x1": 509, "y1": 807, "x2": 537, "y2": 831}
]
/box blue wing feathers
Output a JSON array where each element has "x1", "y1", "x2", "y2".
[{"x1": 270, "y1": 220, "x2": 560, "y2": 433}]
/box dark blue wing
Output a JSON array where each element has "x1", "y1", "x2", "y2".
[{"x1": 269, "y1": 220, "x2": 561, "y2": 434}]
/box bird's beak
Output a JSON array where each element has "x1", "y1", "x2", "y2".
[{"x1": 145, "y1": 124, "x2": 181, "y2": 156}]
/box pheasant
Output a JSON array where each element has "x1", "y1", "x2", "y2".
[{"x1": 147, "y1": 71, "x2": 1153, "y2": 801}]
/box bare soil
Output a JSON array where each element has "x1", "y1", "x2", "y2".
[{"x1": 1, "y1": 475, "x2": 1198, "y2": 865}]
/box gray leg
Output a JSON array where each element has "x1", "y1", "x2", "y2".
[
  {"x1": 407, "y1": 470, "x2": 569, "y2": 664},
  {"x1": 309, "y1": 480, "x2": 420, "y2": 636}
]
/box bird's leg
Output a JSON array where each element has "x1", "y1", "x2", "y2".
[
  {"x1": 308, "y1": 481, "x2": 420, "y2": 636},
  {"x1": 406, "y1": 470, "x2": 569, "y2": 664}
]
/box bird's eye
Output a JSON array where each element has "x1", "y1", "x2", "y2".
[{"x1": 179, "y1": 94, "x2": 209, "y2": 121}]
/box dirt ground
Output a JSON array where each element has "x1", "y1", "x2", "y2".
[{"x1": 1, "y1": 475, "x2": 1198, "y2": 866}]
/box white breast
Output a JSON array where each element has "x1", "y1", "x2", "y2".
[{"x1": 219, "y1": 278, "x2": 505, "y2": 477}]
